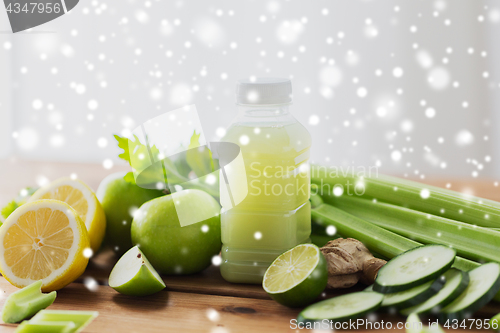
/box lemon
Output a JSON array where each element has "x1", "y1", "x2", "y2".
[
  {"x1": 29, "y1": 178, "x2": 106, "y2": 252},
  {"x1": 263, "y1": 244, "x2": 328, "y2": 308},
  {"x1": 0, "y1": 200, "x2": 90, "y2": 292}
]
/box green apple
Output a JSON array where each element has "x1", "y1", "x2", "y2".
[
  {"x1": 96, "y1": 172, "x2": 164, "y2": 255},
  {"x1": 108, "y1": 246, "x2": 165, "y2": 296},
  {"x1": 131, "y1": 189, "x2": 221, "y2": 275}
]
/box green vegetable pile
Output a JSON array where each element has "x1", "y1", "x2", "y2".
[
  {"x1": 4, "y1": 136, "x2": 500, "y2": 328},
  {"x1": 301, "y1": 165, "x2": 500, "y2": 326},
  {"x1": 310, "y1": 166, "x2": 500, "y2": 295}
]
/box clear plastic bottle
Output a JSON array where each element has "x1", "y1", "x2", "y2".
[{"x1": 220, "y1": 78, "x2": 312, "y2": 284}]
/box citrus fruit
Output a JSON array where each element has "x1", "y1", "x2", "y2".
[
  {"x1": 96, "y1": 172, "x2": 163, "y2": 255},
  {"x1": 263, "y1": 243, "x2": 328, "y2": 307},
  {"x1": 109, "y1": 246, "x2": 165, "y2": 296},
  {"x1": 0, "y1": 200, "x2": 90, "y2": 292},
  {"x1": 29, "y1": 178, "x2": 106, "y2": 253},
  {"x1": 131, "y1": 189, "x2": 221, "y2": 275}
]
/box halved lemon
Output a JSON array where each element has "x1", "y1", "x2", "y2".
[
  {"x1": 0, "y1": 200, "x2": 90, "y2": 292},
  {"x1": 29, "y1": 178, "x2": 106, "y2": 252}
]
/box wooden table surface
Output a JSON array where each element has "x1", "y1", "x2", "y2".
[{"x1": 0, "y1": 159, "x2": 500, "y2": 332}]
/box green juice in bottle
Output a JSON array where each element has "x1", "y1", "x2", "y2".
[{"x1": 220, "y1": 78, "x2": 312, "y2": 283}]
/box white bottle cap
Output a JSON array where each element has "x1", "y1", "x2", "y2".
[{"x1": 236, "y1": 77, "x2": 292, "y2": 106}]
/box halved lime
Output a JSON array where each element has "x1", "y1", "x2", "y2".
[
  {"x1": 263, "y1": 244, "x2": 327, "y2": 307},
  {"x1": 108, "y1": 246, "x2": 166, "y2": 296}
]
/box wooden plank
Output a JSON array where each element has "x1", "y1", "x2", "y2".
[
  {"x1": 0, "y1": 277, "x2": 301, "y2": 333},
  {"x1": 80, "y1": 250, "x2": 364, "y2": 300},
  {"x1": 1, "y1": 276, "x2": 498, "y2": 333},
  {"x1": 81, "y1": 249, "x2": 272, "y2": 300}
]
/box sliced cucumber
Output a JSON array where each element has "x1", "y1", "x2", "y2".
[
  {"x1": 440, "y1": 262, "x2": 500, "y2": 320},
  {"x1": 373, "y1": 245, "x2": 455, "y2": 293},
  {"x1": 401, "y1": 269, "x2": 469, "y2": 315},
  {"x1": 297, "y1": 291, "x2": 383, "y2": 324},
  {"x1": 369, "y1": 278, "x2": 444, "y2": 309}
]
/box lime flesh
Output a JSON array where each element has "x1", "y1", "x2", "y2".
[
  {"x1": 263, "y1": 244, "x2": 327, "y2": 307},
  {"x1": 108, "y1": 246, "x2": 165, "y2": 296}
]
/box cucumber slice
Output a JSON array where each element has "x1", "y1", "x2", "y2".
[
  {"x1": 297, "y1": 291, "x2": 383, "y2": 324},
  {"x1": 369, "y1": 277, "x2": 444, "y2": 309},
  {"x1": 401, "y1": 269, "x2": 469, "y2": 315},
  {"x1": 374, "y1": 245, "x2": 455, "y2": 293},
  {"x1": 440, "y1": 262, "x2": 500, "y2": 320}
]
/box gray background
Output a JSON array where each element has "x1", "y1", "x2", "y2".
[{"x1": 0, "y1": 0, "x2": 499, "y2": 180}]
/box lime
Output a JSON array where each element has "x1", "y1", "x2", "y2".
[
  {"x1": 263, "y1": 243, "x2": 327, "y2": 307},
  {"x1": 108, "y1": 246, "x2": 165, "y2": 296}
]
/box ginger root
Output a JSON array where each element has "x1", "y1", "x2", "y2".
[{"x1": 320, "y1": 238, "x2": 386, "y2": 289}]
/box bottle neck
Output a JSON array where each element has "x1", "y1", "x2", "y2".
[{"x1": 237, "y1": 104, "x2": 290, "y2": 117}]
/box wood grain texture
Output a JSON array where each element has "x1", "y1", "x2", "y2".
[
  {"x1": 81, "y1": 254, "x2": 272, "y2": 300},
  {"x1": 1, "y1": 160, "x2": 500, "y2": 332},
  {"x1": 0, "y1": 278, "x2": 300, "y2": 333}
]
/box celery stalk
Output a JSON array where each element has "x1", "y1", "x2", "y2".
[
  {"x1": 15, "y1": 321, "x2": 75, "y2": 333},
  {"x1": 324, "y1": 194, "x2": 500, "y2": 264},
  {"x1": 1, "y1": 281, "x2": 56, "y2": 324},
  {"x1": 310, "y1": 195, "x2": 500, "y2": 301},
  {"x1": 30, "y1": 310, "x2": 99, "y2": 333},
  {"x1": 311, "y1": 166, "x2": 500, "y2": 228},
  {"x1": 310, "y1": 194, "x2": 479, "y2": 273}
]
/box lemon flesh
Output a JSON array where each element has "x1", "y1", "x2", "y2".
[
  {"x1": 0, "y1": 200, "x2": 90, "y2": 292},
  {"x1": 29, "y1": 178, "x2": 106, "y2": 252}
]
